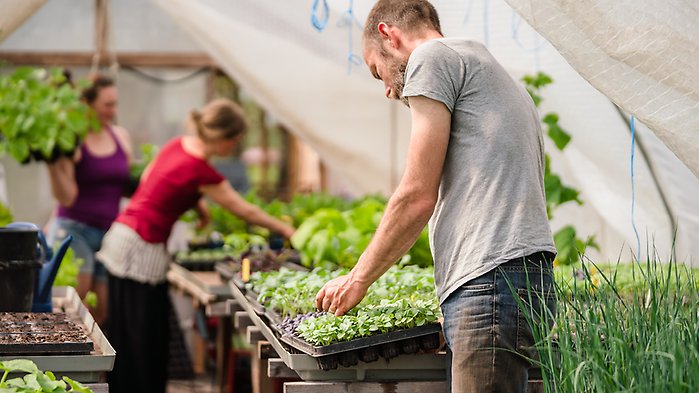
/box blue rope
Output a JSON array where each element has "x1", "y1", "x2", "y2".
[
  {"x1": 463, "y1": 0, "x2": 475, "y2": 25},
  {"x1": 337, "y1": 0, "x2": 363, "y2": 74},
  {"x1": 311, "y1": 0, "x2": 330, "y2": 32},
  {"x1": 510, "y1": 12, "x2": 547, "y2": 52},
  {"x1": 630, "y1": 115, "x2": 642, "y2": 260}
]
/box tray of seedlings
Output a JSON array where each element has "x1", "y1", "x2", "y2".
[
  {"x1": 248, "y1": 265, "x2": 443, "y2": 370},
  {"x1": 220, "y1": 248, "x2": 305, "y2": 293},
  {"x1": 0, "y1": 312, "x2": 94, "y2": 355},
  {"x1": 174, "y1": 247, "x2": 238, "y2": 271}
]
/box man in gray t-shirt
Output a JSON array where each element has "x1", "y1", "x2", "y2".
[{"x1": 316, "y1": 1, "x2": 556, "y2": 392}]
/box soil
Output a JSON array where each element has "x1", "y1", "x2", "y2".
[
  {"x1": 0, "y1": 331, "x2": 91, "y2": 344},
  {"x1": 0, "y1": 312, "x2": 70, "y2": 324},
  {"x1": 0, "y1": 312, "x2": 93, "y2": 352},
  {"x1": 0, "y1": 320, "x2": 77, "y2": 333}
]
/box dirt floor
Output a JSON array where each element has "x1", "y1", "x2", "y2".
[{"x1": 167, "y1": 375, "x2": 216, "y2": 393}]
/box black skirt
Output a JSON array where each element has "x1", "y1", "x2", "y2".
[{"x1": 107, "y1": 272, "x2": 170, "y2": 393}]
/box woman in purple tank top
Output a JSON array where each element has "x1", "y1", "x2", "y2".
[{"x1": 47, "y1": 75, "x2": 133, "y2": 325}]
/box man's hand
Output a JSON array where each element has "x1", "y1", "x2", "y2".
[{"x1": 315, "y1": 273, "x2": 370, "y2": 316}]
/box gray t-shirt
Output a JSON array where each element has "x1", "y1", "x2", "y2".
[{"x1": 402, "y1": 38, "x2": 556, "y2": 304}]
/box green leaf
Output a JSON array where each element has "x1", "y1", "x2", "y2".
[
  {"x1": 547, "y1": 122, "x2": 571, "y2": 150},
  {"x1": 554, "y1": 226, "x2": 578, "y2": 265},
  {"x1": 62, "y1": 376, "x2": 92, "y2": 393},
  {"x1": 36, "y1": 372, "x2": 63, "y2": 391},
  {"x1": 0, "y1": 360, "x2": 39, "y2": 374}
]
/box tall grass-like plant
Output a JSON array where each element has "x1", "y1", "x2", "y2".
[{"x1": 527, "y1": 254, "x2": 699, "y2": 392}]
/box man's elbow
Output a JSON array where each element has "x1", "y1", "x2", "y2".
[{"x1": 413, "y1": 196, "x2": 437, "y2": 222}]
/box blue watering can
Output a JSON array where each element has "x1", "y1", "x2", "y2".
[{"x1": 6, "y1": 222, "x2": 73, "y2": 312}]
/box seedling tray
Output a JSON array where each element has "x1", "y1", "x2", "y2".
[
  {"x1": 175, "y1": 259, "x2": 219, "y2": 271},
  {"x1": 245, "y1": 293, "x2": 266, "y2": 315},
  {"x1": 0, "y1": 313, "x2": 93, "y2": 355},
  {"x1": 0, "y1": 288, "x2": 115, "y2": 383},
  {"x1": 229, "y1": 281, "x2": 447, "y2": 380},
  {"x1": 279, "y1": 324, "x2": 441, "y2": 369},
  {"x1": 215, "y1": 261, "x2": 239, "y2": 281}
]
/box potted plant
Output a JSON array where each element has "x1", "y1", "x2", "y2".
[{"x1": 0, "y1": 67, "x2": 96, "y2": 164}]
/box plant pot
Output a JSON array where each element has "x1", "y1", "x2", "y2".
[
  {"x1": 0, "y1": 227, "x2": 39, "y2": 260},
  {"x1": 0, "y1": 227, "x2": 41, "y2": 312}
]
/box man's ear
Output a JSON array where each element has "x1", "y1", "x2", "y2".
[
  {"x1": 377, "y1": 22, "x2": 400, "y2": 49},
  {"x1": 377, "y1": 22, "x2": 392, "y2": 42}
]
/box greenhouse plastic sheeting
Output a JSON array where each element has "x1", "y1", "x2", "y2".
[
  {"x1": 0, "y1": 0, "x2": 45, "y2": 43},
  {"x1": 2, "y1": 0, "x2": 696, "y2": 264},
  {"x1": 154, "y1": 0, "x2": 698, "y2": 264},
  {"x1": 505, "y1": 0, "x2": 699, "y2": 178}
]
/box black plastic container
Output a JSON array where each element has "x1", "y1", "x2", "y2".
[{"x1": 0, "y1": 228, "x2": 41, "y2": 312}]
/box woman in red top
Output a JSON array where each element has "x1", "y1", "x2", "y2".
[{"x1": 97, "y1": 98, "x2": 295, "y2": 393}]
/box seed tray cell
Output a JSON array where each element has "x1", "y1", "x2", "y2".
[{"x1": 0, "y1": 312, "x2": 93, "y2": 355}]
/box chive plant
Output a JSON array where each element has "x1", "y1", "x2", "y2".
[{"x1": 525, "y1": 253, "x2": 699, "y2": 392}]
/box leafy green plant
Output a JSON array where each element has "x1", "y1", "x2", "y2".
[
  {"x1": 527, "y1": 256, "x2": 699, "y2": 392},
  {"x1": 291, "y1": 198, "x2": 433, "y2": 269},
  {"x1": 53, "y1": 247, "x2": 82, "y2": 288},
  {"x1": 0, "y1": 200, "x2": 12, "y2": 226},
  {"x1": 52, "y1": 247, "x2": 97, "y2": 308},
  {"x1": 0, "y1": 359, "x2": 92, "y2": 392},
  {"x1": 0, "y1": 67, "x2": 96, "y2": 164},
  {"x1": 522, "y1": 72, "x2": 598, "y2": 265},
  {"x1": 250, "y1": 265, "x2": 441, "y2": 345},
  {"x1": 128, "y1": 143, "x2": 159, "y2": 180}
]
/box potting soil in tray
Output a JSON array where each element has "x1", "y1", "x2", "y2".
[{"x1": 0, "y1": 312, "x2": 94, "y2": 354}]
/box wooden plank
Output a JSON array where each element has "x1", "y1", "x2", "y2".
[
  {"x1": 215, "y1": 315, "x2": 233, "y2": 393},
  {"x1": 85, "y1": 384, "x2": 108, "y2": 393},
  {"x1": 234, "y1": 311, "x2": 253, "y2": 330},
  {"x1": 205, "y1": 301, "x2": 229, "y2": 317},
  {"x1": 246, "y1": 326, "x2": 265, "y2": 345},
  {"x1": 283, "y1": 381, "x2": 449, "y2": 393},
  {"x1": 192, "y1": 325, "x2": 207, "y2": 375},
  {"x1": 0, "y1": 51, "x2": 216, "y2": 68},
  {"x1": 251, "y1": 342, "x2": 272, "y2": 393},
  {"x1": 226, "y1": 299, "x2": 243, "y2": 315},
  {"x1": 167, "y1": 266, "x2": 217, "y2": 306},
  {"x1": 267, "y1": 358, "x2": 299, "y2": 379},
  {"x1": 258, "y1": 341, "x2": 278, "y2": 360},
  {"x1": 282, "y1": 380, "x2": 541, "y2": 393}
]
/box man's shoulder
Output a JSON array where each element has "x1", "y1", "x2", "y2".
[{"x1": 412, "y1": 38, "x2": 487, "y2": 63}]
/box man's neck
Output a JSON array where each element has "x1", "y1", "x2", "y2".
[{"x1": 401, "y1": 30, "x2": 443, "y2": 56}]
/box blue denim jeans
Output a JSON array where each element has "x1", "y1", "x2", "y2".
[
  {"x1": 50, "y1": 217, "x2": 109, "y2": 282},
  {"x1": 441, "y1": 252, "x2": 556, "y2": 393}
]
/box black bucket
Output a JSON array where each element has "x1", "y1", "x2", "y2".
[{"x1": 0, "y1": 227, "x2": 41, "y2": 312}]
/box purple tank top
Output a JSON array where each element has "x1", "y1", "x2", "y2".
[{"x1": 57, "y1": 127, "x2": 130, "y2": 230}]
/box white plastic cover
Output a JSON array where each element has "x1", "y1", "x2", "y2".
[
  {"x1": 153, "y1": 0, "x2": 699, "y2": 264},
  {"x1": 0, "y1": 0, "x2": 45, "y2": 43},
  {"x1": 505, "y1": 0, "x2": 699, "y2": 178},
  {"x1": 1, "y1": 0, "x2": 696, "y2": 264}
]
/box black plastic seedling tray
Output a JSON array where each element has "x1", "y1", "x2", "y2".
[
  {"x1": 175, "y1": 259, "x2": 218, "y2": 271},
  {"x1": 279, "y1": 323, "x2": 441, "y2": 358},
  {"x1": 0, "y1": 313, "x2": 94, "y2": 355},
  {"x1": 278, "y1": 323, "x2": 442, "y2": 370}
]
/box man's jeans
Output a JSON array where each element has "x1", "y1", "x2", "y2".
[{"x1": 441, "y1": 252, "x2": 556, "y2": 393}]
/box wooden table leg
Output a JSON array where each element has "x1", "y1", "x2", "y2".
[{"x1": 216, "y1": 315, "x2": 233, "y2": 393}]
